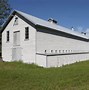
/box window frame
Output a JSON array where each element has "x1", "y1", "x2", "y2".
[
  {"x1": 25, "y1": 27, "x2": 29, "y2": 40},
  {"x1": 14, "y1": 17, "x2": 18, "y2": 25},
  {"x1": 6, "y1": 31, "x2": 10, "y2": 42}
]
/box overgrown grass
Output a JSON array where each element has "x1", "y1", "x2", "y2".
[{"x1": 0, "y1": 61, "x2": 89, "y2": 90}]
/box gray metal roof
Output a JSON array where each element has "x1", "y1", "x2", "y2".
[
  {"x1": 16, "y1": 10, "x2": 89, "y2": 39},
  {"x1": 2, "y1": 10, "x2": 89, "y2": 39}
]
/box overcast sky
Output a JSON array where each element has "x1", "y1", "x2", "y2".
[{"x1": 9, "y1": 0, "x2": 89, "y2": 32}]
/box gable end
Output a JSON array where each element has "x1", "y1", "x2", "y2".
[{"x1": 1, "y1": 11, "x2": 35, "y2": 33}]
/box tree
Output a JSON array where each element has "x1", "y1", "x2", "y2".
[
  {"x1": 0, "y1": 0, "x2": 11, "y2": 26},
  {"x1": 0, "y1": 0, "x2": 11, "y2": 57}
]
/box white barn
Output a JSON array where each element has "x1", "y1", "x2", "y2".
[{"x1": 1, "y1": 10, "x2": 89, "y2": 67}]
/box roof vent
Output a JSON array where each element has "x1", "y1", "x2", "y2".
[
  {"x1": 48, "y1": 18, "x2": 57, "y2": 24},
  {"x1": 81, "y1": 32, "x2": 86, "y2": 35},
  {"x1": 71, "y1": 27, "x2": 75, "y2": 31}
]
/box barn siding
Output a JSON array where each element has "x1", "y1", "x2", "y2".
[
  {"x1": 36, "y1": 54, "x2": 47, "y2": 67},
  {"x1": 36, "y1": 28, "x2": 89, "y2": 54},
  {"x1": 47, "y1": 53, "x2": 89, "y2": 67},
  {"x1": 36, "y1": 28, "x2": 89, "y2": 67},
  {"x1": 2, "y1": 15, "x2": 36, "y2": 63}
]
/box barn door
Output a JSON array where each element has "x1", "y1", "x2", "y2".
[
  {"x1": 12, "y1": 47, "x2": 22, "y2": 61},
  {"x1": 12, "y1": 31, "x2": 22, "y2": 61},
  {"x1": 13, "y1": 31, "x2": 20, "y2": 46}
]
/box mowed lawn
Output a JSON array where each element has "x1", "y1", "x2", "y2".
[{"x1": 0, "y1": 61, "x2": 89, "y2": 90}]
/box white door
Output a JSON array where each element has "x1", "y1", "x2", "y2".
[
  {"x1": 12, "y1": 31, "x2": 22, "y2": 61},
  {"x1": 13, "y1": 31, "x2": 20, "y2": 46},
  {"x1": 12, "y1": 47, "x2": 22, "y2": 61}
]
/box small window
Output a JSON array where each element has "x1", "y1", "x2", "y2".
[
  {"x1": 25, "y1": 27, "x2": 29, "y2": 40},
  {"x1": 45, "y1": 50, "x2": 46, "y2": 53},
  {"x1": 59, "y1": 50, "x2": 61, "y2": 53},
  {"x1": 63, "y1": 50, "x2": 64, "y2": 53},
  {"x1": 7, "y1": 31, "x2": 9, "y2": 42},
  {"x1": 51, "y1": 50, "x2": 53, "y2": 53},
  {"x1": 14, "y1": 17, "x2": 18, "y2": 25},
  {"x1": 55, "y1": 50, "x2": 57, "y2": 53},
  {"x1": 68, "y1": 50, "x2": 70, "y2": 52}
]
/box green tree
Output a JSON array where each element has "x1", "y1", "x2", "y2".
[
  {"x1": 0, "y1": 0, "x2": 11, "y2": 26},
  {"x1": 0, "y1": 0, "x2": 11, "y2": 57}
]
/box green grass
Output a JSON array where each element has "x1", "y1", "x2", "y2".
[{"x1": 0, "y1": 61, "x2": 89, "y2": 90}]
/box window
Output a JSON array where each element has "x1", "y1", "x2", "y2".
[
  {"x1": 55, "y1": 50, "x2": 57, "y2": 53},
  {"x1": 13, "y1": 31, "x2": 20, "y2": 45},
  {"x1": 63, "y1": 50, "x2": 64, "y2": 53},
  {"x1": 7, "y1": 31, "x2": 9, "y2": 42},
  {"x1": 45, "y1": 50, "x2": 47, "y2": 53},
  {"x1": 51, "y1": 50, "x2": 53, "y2": 53},
  {"x1": 59, "y1": 50, "x2": 61, "y2": 53},
  {"x1": 66, "y1": 50, "x2": 67, "y2": 53},
  {"x1": 25, "y1": 27, "x2": 29, "y2": 40},
  {"x1": 68, "y1": 50, "x2": 70, "y2": 53},
  {"x1": 14, "y1": 17, "x2": 18, "y2": 25}
]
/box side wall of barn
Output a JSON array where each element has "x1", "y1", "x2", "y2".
[
  {"x1": 36, "y1": 27, "x2": 89, "y2": 67},
  {"x1": 47, "y1": 53, "x2": 89, "y2": 67},
  {"x1": 36, "y1": 28, "x2": 89, "y2": 53}
]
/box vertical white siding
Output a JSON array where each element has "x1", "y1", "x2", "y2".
[
  {"x1": 36, "y1": 54, "x2": 46, "y2": 67},
  {"x1": 47, "y1": 53, "x2": 89, "y2": 67}
]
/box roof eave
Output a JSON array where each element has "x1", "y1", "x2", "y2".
[{"x1": 35, "y1": 24, "x2": 89, "y2": 41}]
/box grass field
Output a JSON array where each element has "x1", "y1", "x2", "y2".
[{"x1": 0, "y1": 61, "x2": 89, "y2": 90}]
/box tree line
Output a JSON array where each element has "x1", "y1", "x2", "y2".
[{"x1": 0, "y1": 0, "x2": 11, "y2": 56}]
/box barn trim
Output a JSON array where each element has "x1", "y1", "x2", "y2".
[{"x1": 36, "y1": 26, "x2": 89, "y2": 42}]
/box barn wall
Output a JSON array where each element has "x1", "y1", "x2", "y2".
[
  {"x1": 2, "y1": 15, "x2": 36, "y2": 63},
  {"x1": 36, "y1": 28, "x2": 89, "y2": 67},
  {"x1": 47, "y1": 53, "x2": 89, "y2": 67},
  {"x1": 36, "y1": 28, "x2": 89, "y2": 54},
  {"x1": 36, "y1": 54, "x2": 46, "y2": 67}
]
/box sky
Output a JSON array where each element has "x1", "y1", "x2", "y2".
[{"x1": 9, "y1": 0, "x2": 89, "y2": 32}]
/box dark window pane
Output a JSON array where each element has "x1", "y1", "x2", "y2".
[
  {"x1": 7, "y1": 31, "x2": 9, "y2": 42},
  {"x1": 14, "y1": 17, "x2": 18, "y2": 25},
  {"x1": 25, "y1": 27, "x2": 29, "y2": 39}
]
